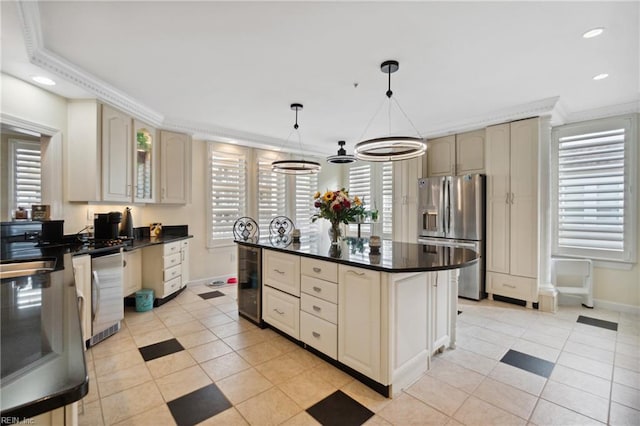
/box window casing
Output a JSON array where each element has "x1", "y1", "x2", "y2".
[
  {"x1": 551, "y1": 115, "x2": 637, "y2": 263},
  {"x1": 207, "y1": 145, "x2": 247, "y2": 247},
  {"x1": 9, "y1": 139, "x2": 42, "y2": 213}
]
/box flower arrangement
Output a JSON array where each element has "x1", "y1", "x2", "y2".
[{"x1": 312, "y1": 189, "x2": 365, "y2": 244}]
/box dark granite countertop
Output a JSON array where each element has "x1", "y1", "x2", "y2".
[
  {"x1": 0, "y1": 252, "x2": 88, "y2": 419},
  {"x1": 236, "y1": 235, "x2": 478, "y2": 273}
]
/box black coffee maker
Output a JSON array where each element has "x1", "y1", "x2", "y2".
[{"x1": 94, "y1": 212, "x2": 122, "y2": 240}]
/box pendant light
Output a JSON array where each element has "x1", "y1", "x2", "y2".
[
  {"x1": 326, "y1": 140, "x2": 356, "y2": 164},
  {"x1": 354, "y1": 60, "x2": 427, "y2": 162},
  {"x1": 272, "y1": 103, "x2": 322, "y2": 175}
]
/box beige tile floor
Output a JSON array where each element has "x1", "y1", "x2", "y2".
[{"x1": 78, "y1": 284, "x2": 640, "y2": 425}]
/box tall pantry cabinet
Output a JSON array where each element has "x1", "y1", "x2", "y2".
[{"x1": 485, "y1": 117, "x2": 539, "y2": 308}]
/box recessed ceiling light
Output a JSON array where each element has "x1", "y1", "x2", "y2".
[
  {"x1": 583, "y1": 27, "x2": 604, "y2": 39},
  {"x1": 31, "y1": 75, "x2": 56, "y2": 86},
  {"x1": 593, "y1": 73, "x2": 609, "y2": 81}
]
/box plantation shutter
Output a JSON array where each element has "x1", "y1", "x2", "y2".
[
  {"x1": 381, "y1": 162, "x2": 393, "y2": 238},
  {"x1": 348, "y1": 164, "x2": 372, "y2": 234},
  {"x1": 12, "y1": 141, "x2": 42, "y2": 210},
  {"x1": 294, "y1": 173, "x2": 319, "y2": 241},
  {"x1": 556, "y1": 128, "x2": 625, "y2": 252},
  {"x1": 209, "y1": 148, "x2": 247, "y2": 245},
  {"x1": 257, "y1": 158, "x2": 287, "y2": 233}
]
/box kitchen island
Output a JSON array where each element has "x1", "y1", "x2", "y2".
[{"x1": 236, "y1": 235, "x2": 478, "y2": 397}]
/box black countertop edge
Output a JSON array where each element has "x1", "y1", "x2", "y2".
[
  {"x1": 1, "y1": 377, "x2": 89, "y2": 421},
  {"x1": 235, "y1": 239, "x2": 479, "y2": 273},
  {"x1": 122, "y1": 234, "x2": 193, "y2": 251}
]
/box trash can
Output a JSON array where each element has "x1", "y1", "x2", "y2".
[{"x1": 135, "y1": 289, "x2": 154, "y2": 312}]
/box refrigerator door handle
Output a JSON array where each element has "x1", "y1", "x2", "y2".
[
  {"x1": 442, "y1": 179, "x2": 447, "y2": 234},
  {"x1": 446, "y1": 179, "x2": 451, "y2": 234}
]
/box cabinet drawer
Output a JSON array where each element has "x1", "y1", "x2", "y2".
[
  {"x1": 263, "y1": 286, "x2": 299, "y2": 339},
  {"x1": 163, "y1": 276, "x2": 182, "y2": 297},
  {"x1": 263, "y1": 250, "x2": 300, "y2": 297},
  {"x1": 301, "y1": 276, "x2": 338, "y2": 304},
  {"x1": 301, "y1": 258, "x2": 338, "y2": 283},
  {"x1": 163, "y1": 241, "x2": 181, "y2": 255},
  {"x1": 301, "y1": 293, "x2": 337, "y2": 324},
  {"x1": 163, "y1": 252, "x2": 181, "y2": 269},
  {"x1": 300, "y1": 311, "x2": 337, "y2": 359},
  {"x1": 164, "y1": 264, "x2": 181, "y2": 281},
  {"x1": 487, "y1": 272, "x2": 537, "y2": 302}
]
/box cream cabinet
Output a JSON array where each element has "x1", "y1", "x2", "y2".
[
  {"x1": 338, "y1": 264, "x2": 381, "y2": 382},
  {"x1": 426, "y1": 130, "x2": 485, "y2": 177},
  {"x1": 123, "y1": 249, "x2": 142, "y2": 297},
  {"x1": 67, "y1": 101, "x2": 179, "y2": 203},
  {"x1": 263, "y1": 250, "x2": 301, "y2": 296},
  {"x1": 180, "y1": 240, "x2": 190, "y2": 284},
  {"x1": 262, "y1": 250, "x2": 301, "y2": 339},
  {"x1": 485, "y1": 118, "x2": 539, "y2": 308},
  {"x1": 431, "y1": 270, "x2": 452, "y2": 353},
  {"x1": 72, "y1": 254, "x2": 91, "y2": 347},
  {"x1": 263, "y1": 285, "x2": 300, "y2": 339},
  {"x1": 141, "y1": 241, "x2": 188, "y2": 300},
  {"x1": 101, "y1": 104, "x2": 132, "y2": 202},
  {"x1": 159, "y1": 130, "x2": 192, "y2": 204},
  {"x1": 300, "y1": 258, "x2": 338, "y2": 359}
]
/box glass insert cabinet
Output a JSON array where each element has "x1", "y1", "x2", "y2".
[{"x1": 133, "y1": 120, "x2": 156, "y2": 203}]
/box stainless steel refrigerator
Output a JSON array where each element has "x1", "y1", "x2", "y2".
[{"x1": 417, "y1": 174, "x2": 486, "y2": 300}]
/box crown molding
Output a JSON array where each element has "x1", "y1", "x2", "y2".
[
  {"x1": 564, "y1": 99, "x2": 640, "y2": 124},
  {"x1": 1, "y1": 112, "x2": 60, "y2": 136},
  {"x1": 162, "y1": 118, "x2": 327, "y2": 157},
  {"x1": 17, "y1": 0, "x2": 164, "y2": 127},
  {"x1": 423, "y1": 97, "x2": 560, "y2": 138}
]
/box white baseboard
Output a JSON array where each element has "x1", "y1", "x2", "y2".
[
  {"x1": 188, "y1": 274, "x2": 236, "y2": 287},
  {"x1": 593, "y1": 298, "x2": 640, "y2": 316},
  {"x1": 559, "y1": 293, "x2": 640, "y2": 315}
]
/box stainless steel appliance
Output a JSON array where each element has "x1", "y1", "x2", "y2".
[
  {"x1": 237, "y1": 245, "x2": 262, "y2": 325},
  {"x1": 418, "y1": 174, "x2": 485, "y2": 300},
  {"x1": 88, "y1": 250, "x2": 124, "y2": 346}
]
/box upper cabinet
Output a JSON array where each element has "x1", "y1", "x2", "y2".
[
  {"x1": 133, "y1": 120, "x2": 157, "y2": 203},
  {"x1": 68, "y1": 101, "x2": 188, "y2": 204},
  {"x1": 426, "y1": 129, "x2": 485, "y2": 177},
  {"x1": 159, "y1": 130, "x2": 191, "y2": 204},
  {"x1": 101, "y1": 104, "x2": 132, "y2": 202}
]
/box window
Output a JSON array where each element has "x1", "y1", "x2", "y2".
[
  {"x1": 294, "y1": 172, "x2": 319, "y2": 242},
  {"x1": 551, "y1": 115, "x2": 637, "y2": 263},
  {"x1": 207, "y1": 145, "x2": 247, "y2": 247},
  {"x1": 9, "y1": 139, "x2": 41, "y2": 212},
  {"x1": 346, "y1": 162, "x2": 393, "y2": 239},
  {"x1": 257, "y1": 157, "x2": 287, "y2": 233}
]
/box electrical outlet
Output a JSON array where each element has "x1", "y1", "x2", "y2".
[{"x1": 87, "y1": 208, "x2": 94, "y2": 222}]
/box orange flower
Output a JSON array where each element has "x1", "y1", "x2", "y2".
[
  {"x1": 313, "y1": 191, "x2": 321, "y2": 199},
  {"x1": 323, "y1": 191, "x2": 335, "y2": 202}
]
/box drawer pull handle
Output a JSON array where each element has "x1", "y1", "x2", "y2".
[
  {"x1": 313, "y1": 286, "x2": 322, "y2": 292},
  {"x1": 312, "y1": 331, "x2": 321, "y2": 338},
  {"x1": 347, "y1": 270, "x2": 365, "y2": 276},
  {"x1": 274, "y1": 269, "x2": 285, "y2": 275},
  {"x1": 313, "y1": 267, "x2": 322, "y2": 273},
  {"x1": 274, "y1": 308, "x2": 284, "y2": 315},
  {"x1": 312, "y1": 305, "x2": 321, "y2": 312},
  {"x1": 503, "y1": 284, "x2": 516, "y2": 289}
]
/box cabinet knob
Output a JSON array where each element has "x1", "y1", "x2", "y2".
[
  {"x1": 312, "y1": 286, "x2": 322, "y2": 292},
  {"x1": 312, "y1": 305, "x2": 321, "y2": 312},
  {"x1": 274, "y1": 269, "x2": 285, "y2": 275},
  {"x1": 313, "y1": 267, "x2": 322, "y2": 273},
  {"x1": 312, "y1": 331, "x2": 321, "y2": 338},
  {"x1": 503, "y1": 283, "x2": 516, "y2": 289},
  {"x1": 347, "y1": 270, "x2": 365, "y2": 276},
  {"x1": 274, "y1": 308, "x2": 284, "y2": 315}
]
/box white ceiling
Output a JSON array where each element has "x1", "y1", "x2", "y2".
[{"x1": 1, "y1": 1, "x2": 638, "y2": 157}]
